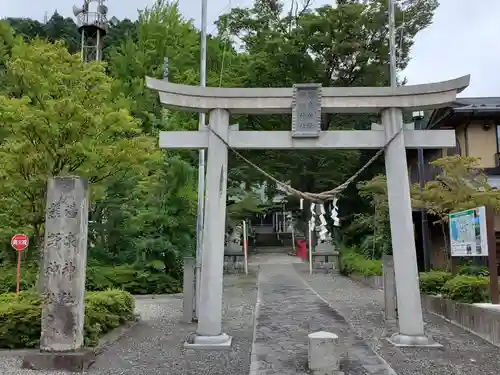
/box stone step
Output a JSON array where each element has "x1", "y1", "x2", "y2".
[{"x1": 254, "y1": 246, "x2": 294, "y2": 254}]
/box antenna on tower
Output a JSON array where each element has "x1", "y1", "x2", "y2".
[
  {"x1": 73, "y1": 0, "x2": 109, "y2": 62},
  {"x1": 44, "y1": 11, "x2": 48, "y2": 24}
]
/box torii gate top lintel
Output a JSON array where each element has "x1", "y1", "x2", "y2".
[{"x1": 146, "y1": 74, "x2": 470, "y2": 114}]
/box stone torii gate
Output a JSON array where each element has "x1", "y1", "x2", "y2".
[{"x1": 147, "y1": 76, "x2": 470, "y2": 348}]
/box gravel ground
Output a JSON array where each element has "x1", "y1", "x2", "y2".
[
  {"x1": 0, "y1": 274, "x2": 257, "y2": 375},
  {"x1": 298, "y1": 267, "x2": 500, "y2": 375}
]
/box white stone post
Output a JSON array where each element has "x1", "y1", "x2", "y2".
[
  {"x1": 190, "y1": 108, "x2": 232, "y2": 348},
  {"x1": 382, "y1": 108, "x2": 434, "y2": 346},
  {"x1": 308, "y1": 331, "x2": 341, "y2": 375}
]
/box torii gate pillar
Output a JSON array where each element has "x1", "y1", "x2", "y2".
[{"x1": 147, "y1": 75, "x2": 470, "y2": 349}]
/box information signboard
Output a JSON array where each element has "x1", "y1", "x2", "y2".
[{"x1": 449, "y1": 206, "x2": 488, "y2": 257}]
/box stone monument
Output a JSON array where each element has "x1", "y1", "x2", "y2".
[
  {"x1": 313, "y1": 234, "x2": 339, "y2": 272},
  {"x1": 22, "y1": 176, "x2": 93, "y2": 371},
  {"x1": 224, "y1": 224, "x2": 244, "y2": 273},
  {"x1": 147, "y1": 75, "x2": 469, "y2": 348}
]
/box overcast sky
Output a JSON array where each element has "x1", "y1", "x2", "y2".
[{"x1": 1, "y1": 0, "x2": 498, "y2": 97}]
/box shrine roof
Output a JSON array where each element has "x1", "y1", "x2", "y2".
[{"x1": 427, "y1": 97, "x2": 500, "y2": 129}]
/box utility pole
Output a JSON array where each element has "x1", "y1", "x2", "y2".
[
  {"x1": 194, "y1": 0, "x2": 208, "y2": 322},
  {"x1": 388, "y1": 0, "x2": 397, "y2": 87},
  {"x1": 413, "y1": 110, "x2": 431, "y2": 271}
]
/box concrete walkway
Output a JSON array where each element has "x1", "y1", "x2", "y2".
[{"x1": 249, "y1": 260, "x2": 396, "y2": 375}]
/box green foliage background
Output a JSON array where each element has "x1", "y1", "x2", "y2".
[{"x1": 0, "y1": 0, "x2": 442, "y2": 286}]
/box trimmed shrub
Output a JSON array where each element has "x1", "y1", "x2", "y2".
[
  {"x1": 0, "y1": 264, "x2": 181, "y2": 295},
  {"x1": 0, "y1": 289, "x2": 135, "y2": 349},
  {"x1": 456, "y1": 263, "x2": 489, "y2": 277},
  {"x1": 86, "y1": 265, "x2": 182, "y2": 294},
  {"x1": 340, "y1": 248, "x2": 382, "y2": 276},
  {"x1": 441, "y1": 275, "x2": 490, "y2": 303},
  {"x1": 419, "y1": 271, "x2": 453, "y2": 295}
]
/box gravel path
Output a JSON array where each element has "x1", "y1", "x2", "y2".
[
  {"x1": 298, "y1": 267, "x2": 500, "y2": 375},
  {"x1": 0, "y1": 274, "x2": 257, "y2": 375},
  {"x1": 250, "y1": 262, "x2": 396, "y2": 375}
]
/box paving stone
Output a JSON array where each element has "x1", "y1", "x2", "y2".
[{"x1": 250, "y1": 262, "x2": 395, "y2": 375}]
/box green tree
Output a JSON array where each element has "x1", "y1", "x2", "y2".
[
  {"x1": 6, "y1": 13, "x2": 80, "y2": 53},
  {"x1": 344, "y1": 174, "x2": 391, "y2": 258},
  {"x1": 0, "y1": 38, "x2": 155, "y2": 264},
  {"x1": 217, "y1": 0, "x2": 439, "y2": 213},
  {"x1": 411, "y1": 156, "x2": 500, "y2": 252}
]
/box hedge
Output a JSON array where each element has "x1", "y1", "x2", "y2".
[
  {"x1": 0, "y1": 264, "x2": 181, "y2": 295},
  {"x1": 441, "y1": 275, "x2": 490, "y2": 303},
  {"x1": 0, "y1": 289, "x2": 135, "y2": 349},
  {"x1": 419, "y1": 271, "x2": 453, "y2": 295},
  {"x1": 340, "y1": 250, "x2": 491, "y2": 304},
  {"x1": 340, "y1": 249, "x2": 382, "y2": 276}
]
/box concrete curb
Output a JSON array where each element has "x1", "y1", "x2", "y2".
[
  {"x1": 248, "y1": 269, "x2": 262, "y2": 375},
  {"x1": 133, "y1": 293, "x2": 183, "y2": 299},
  {"x1": 0, "y1": 317, "x2": 141, "y2": 358}
]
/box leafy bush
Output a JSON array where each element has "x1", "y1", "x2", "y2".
[
  {"x1": 419, "y1": 271, "x2": 452, "y2": 295},
  {"x1": 86, "y1": 265, "x2": 181, "y2": 294},
  {"x1": 0, "y1": 264, "x2": 181, "y2": 295},
  {"x1": 0, "y1": 265, "x2": 38, "y2": 293},
  {"x1": 0, "y1": 289, "x2": 135, "y2": 349},
  {"x1": 456, "y1": 263, "x2": 489, "y2": 277},
  {"x1": 340, "y1": 248, "x2": 382, "y2": 276},
  {"x1": 441, "y1": 275, "x2": 490, "y2": 303}
]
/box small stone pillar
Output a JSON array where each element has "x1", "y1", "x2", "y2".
[
  {"x1": 308, "y1": 331, "x2": 343, "y2": 375},
  {"x1": 22, "y1": 176, "x2": 93, "y2": 372},
  {"x1": 182, "y1": 257, "x2": 196, "y2": 323},
  {"x1": 383, "y1": 255, "x2": 397, "y2": 324}
]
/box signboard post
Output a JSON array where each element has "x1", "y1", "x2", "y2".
[
  {"x1": 449, "y1": 206, "x2": 498, "y2": 303},
  {"x1": 11, "y1": 234, "x2": 29, "y2": 296}
]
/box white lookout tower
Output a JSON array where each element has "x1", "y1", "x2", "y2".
[{"x1": 73, "y1": 0, "x2": 108, "y2": 62}]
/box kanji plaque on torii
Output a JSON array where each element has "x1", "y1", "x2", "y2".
[
  {"x1": 147, "y1": 75, "x2": 470, "y2": 349},
  {"x1": 291, "y1": 83, "x2": 322, "y2": 138}
]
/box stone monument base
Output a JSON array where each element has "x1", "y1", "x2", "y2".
[
  {"x1": 223, "y1": 252, "x2": 245, "y2": 274},
  {"x1": 184, "y1": 332, "x2": 233, "y2": 350},
  {"x1": 387, "y1": 333, "x2": 442, "y2": 348},
  {"x1": 22, "y1": 349, "x2": 96, "y2": 372},
  {"x1": 311, "y1": 252, "x2": 339, "y2": 273}
]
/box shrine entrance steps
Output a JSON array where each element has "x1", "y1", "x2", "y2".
[{"x1": 253, "y1": 232, "x2": 295, "y2": 254}]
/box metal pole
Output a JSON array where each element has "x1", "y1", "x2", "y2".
[
  {"x1": 414, "y1": 114, "x2": 431, "y2": 271},
  {"x1": 243, "y1": 221, "x2": 248, "y2": 275},
  {"x1": 194, "y1": 0, "x2": 208, "y2": 321},
  {"x1": 308, "y1": 225, "x2": 313, "y2": 275},
  {"x1": 388, "y1": 0, "x2": 397, "y2": 87}
]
